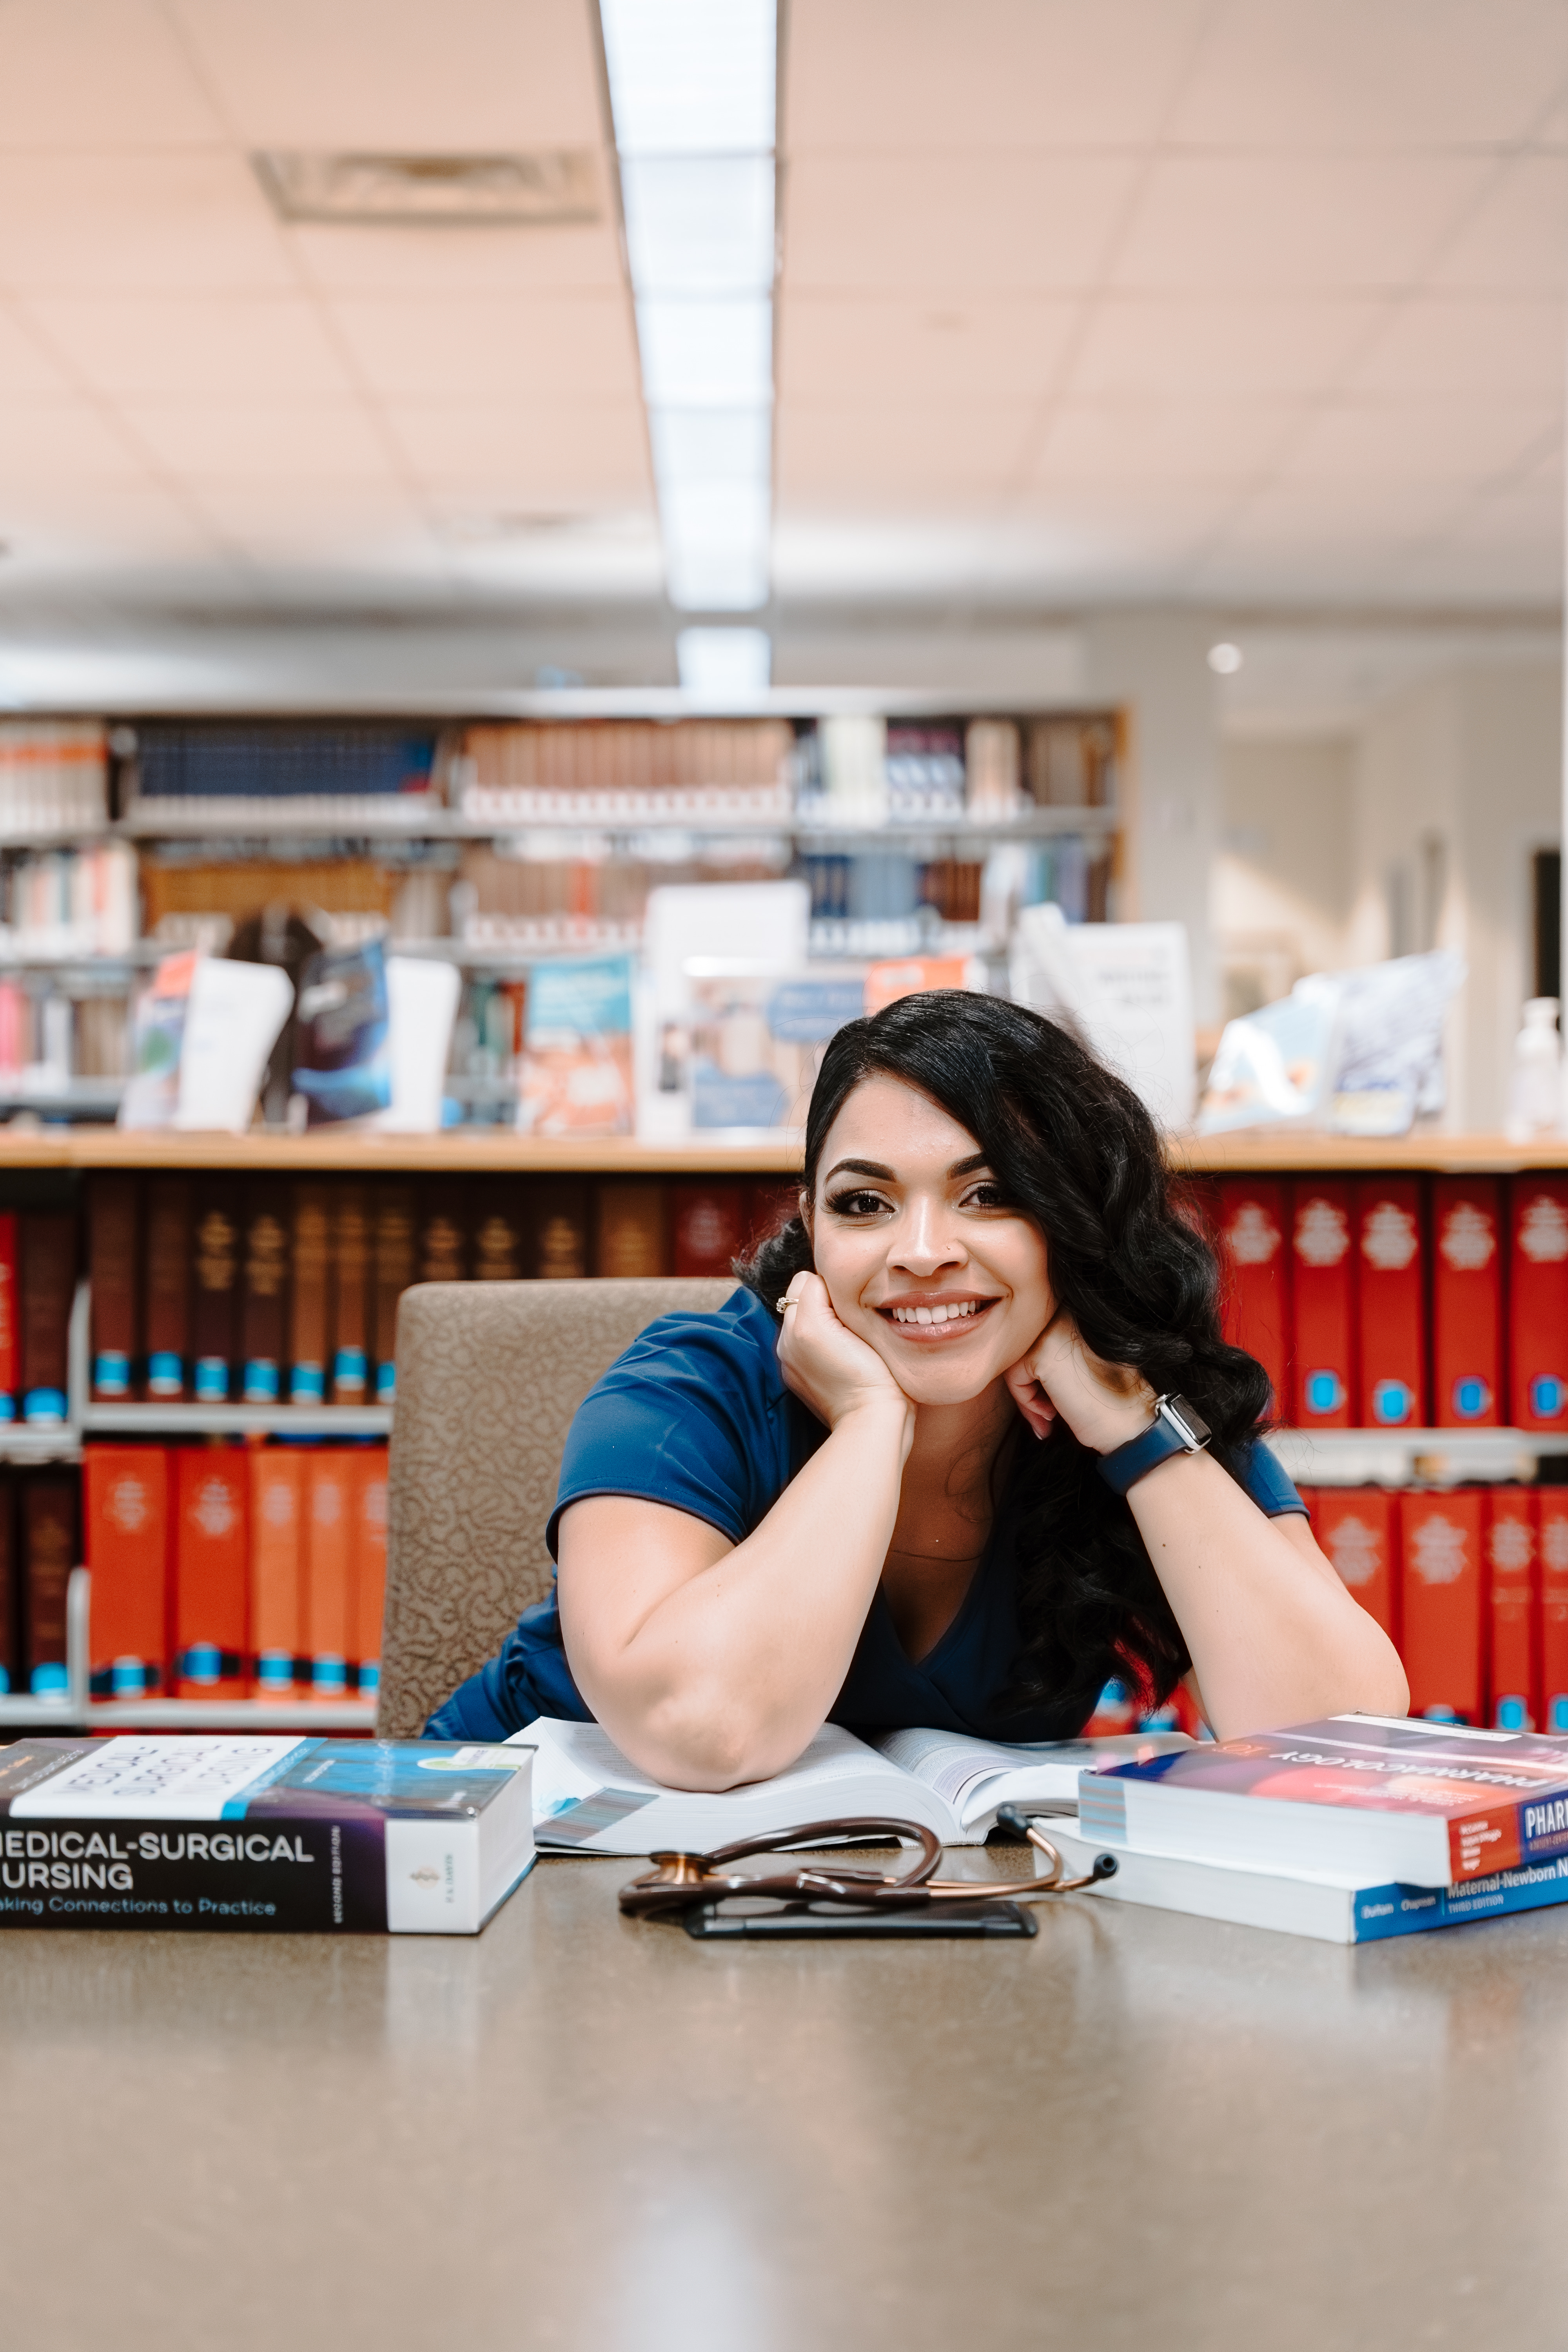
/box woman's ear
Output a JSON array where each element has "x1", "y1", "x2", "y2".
[{"x1": 799, "y1": 1187, "x2": 812, "y2": 1232}]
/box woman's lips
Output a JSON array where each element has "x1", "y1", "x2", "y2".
[{"x1": 875, "y1": 1296, "x2": 999, "y2": 1341}]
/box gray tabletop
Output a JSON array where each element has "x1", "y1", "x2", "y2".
[{"x1": 3, "y1": 1845, "x2": 1565, "y2": 2352}]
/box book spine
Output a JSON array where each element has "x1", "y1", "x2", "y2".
[
  {"x1": 1508, "y1": 1176, "x2": 1568, "y2": 1428},
  {"x1": 471, "y1": 1181, "x2": 525, "y2": 1280},
  {"x1": 190, "y1": 1184, "x2": 240, "y2": 1404},
  {"x1": 594, "y1": 1180, "x2": 668, "y2": 1278},
  {"x1": 22, "y1": 1474, "x2": 75, "y2": 1699},
  {"x1": 526, "y1": 1181, "x2": 588, "y2": 1279},
  {"x1": 1399, "y1": 1485, "x2": 1483, "y2": 1723},
  {"x1": 1354, "y1": 1176, "x2": 1426, "y2": 1427},
  {"x1": 87, "y1": 1175, "x2": 139, "y2": 1401},
  {"x1": 1353, "y1": 1852, "x2": 1568, "y2": 1940},
  {"x1": 288, "y1": 1183, "x2": 330, "y2": 1404},
  {"x1": 0, "y1": 1474, "x2": 16, "y2": 1695},
  {"x1": 1310, "y1": 1484, "x2": 1399, "y2": 1642},
  {"x1": 240, "y1": 1186, "x2": 290, "y2": 1404},
  {"x1": 371, "y1": 1182, "x2": 415, "y2": 1404},
  {"x1": 1486, "y1": 1485, "x2": 1537, "y2": 1731},
  {"x1": 144, "y1": 1176, "x2": 192, "y2": 1399},
  {"x1": 304, "y1": 1450, "x2": 353, "y2": 1697},
  {"x1": 1215, "y1": 1178, "x2": 1290, "y2": 1416},
  {"x1": 0, "y1": 1211, "x2": 17, "y2": 1413},
  {"x1": 1431, "y1": 1177, "x2": 1502, "y2": 1426},
  {"x1": 1539, "y1": 1489, "x2": 1568, "y2": 1734},
  {"x1": 0, "y1": 1807, "x2": 396, "y2": 1931},
  {"x1": 18, "y1": 1212, "x2": 75, "y2": 1425},
  {"x1": 670, "y1": 1182, "x2": 746, "y2": 1278},
  {"x1": 330, "y1": 1183, "x2": 371, "y2": 1401},
  {"x1": 174, "y1": 1448, "x2": 249, "y2": 1698},
  {"x1": 417, "y1": 1181, "x2": 469, "y2": 1283},
  {"x1": 350, "y1": 1447, "x2": 389, "y2": 1701},
  {"x1": 1288, "y1": 1180, "x2": 1355, "y2": 1426},
  {"x1": 83, "y1": 1445, "x2": 169, "y2": 1699},
  {"x1": 248, "y1": 1448, "x2": 304, "y2": 1698}
]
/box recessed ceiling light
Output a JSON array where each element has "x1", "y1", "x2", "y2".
[
  {"x1": 1207, "y1": 641, "x2": 1243, "y2": 675},
  {"x1": 677, "y1": 627, "x2": 770, "y2": 695},
  {"x1": 253, "y1": 149, "x2": 601, "y2": 226}
]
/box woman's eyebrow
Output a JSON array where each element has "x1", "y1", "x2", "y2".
[
  {"x1": 948, "y1": 1152, "x2": 991, "y2": 1178},
  {"x1": 822, "y1": 1157, "x2": 896, "y2": 1183}
]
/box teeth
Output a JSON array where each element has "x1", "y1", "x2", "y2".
[{"x1": 891, "y1": 1299, "x2": 980, "y2": 1326}]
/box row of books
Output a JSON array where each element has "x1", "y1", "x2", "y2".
[
  {"x1": 0, "y1": 842, "x2": 138, "y2": 956},
  {"x1": 0, "y1": 721, "x2": 109, "y2": 838},
  {"x1": 75, "y1": 1175, "x2": 794, "y2": 1410},
  {"x1": 1209, "y1": 1173, "x2": 1568, "y2": 1430}
]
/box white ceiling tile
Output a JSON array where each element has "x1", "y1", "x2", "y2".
[
  {"x1": 0, "y1": 479, "x2": 225, "y2": 564},
  {"x1": 187, "y1": 479, "x2": 434, "y2": 559},
  {"x1": 778, "y1": 403, "x2": 1039, "y2": 499},
  {"x1": 0, "y1": 156, "x2": 293, "y2": 291},
  {"x1": 0, "y1": 0, "x2": 222, "y2": 147},
  {"x1": 1282, "y1": 400, "x2": 1560, "y2": 484},
  {"x1": 444, "y1": 518, "x2": 666, "y2": 601},
  {"x1": 121, "y1": 400, "x2": 397, "y2": 484},
  {"x1": 786, "y1": 0, "x2": 1210, "y2": 149},
  {"x1": 383, "y1": 401, "x2": 653, "y2": 503},
  {"x1": 1347, "y1": 298, "x2": 1567, "y2": 399},
  {"x1": 1169, "y1": 0, "x2": 1568, "y2": 148},
  {"x1": 772, "y1": 514, "x2": 993, "y2": 601},
  {"x1": 1032, "y1": 398, "x2": 1306, "y2": 485},
  {"x1": 1426, "y1": 156, "x2": 1568, "y2": 294},
  {"x1": 0, "y1": 398, "x2": 148, "y2": 485},
  {"x1": 171, "y1": 0, "x2": 607, "y2": 147},
  {"x1": 1069, "y1": 296, "x2": 1385, "y2": 398},
  {"x1": 1113, "y1": 155, "x2": 1494, "y2": 290},
  {"x1": 327, "y1": 294, "x2": 642, "y2": 400},
  {"x1": 0, "y1": 307, "x2": 72, "y2": 396},
  {"x1": 778, "y1": 295, "x2": 1081, "y2": 403},
  {"x1": 786, "y1": 154, "x2": 1141, "y2": 292},
  {"x1": 290, "y1": 219, "x2": 626, "y2": 297},
  {"x1": 25, "y1": 296, "x2": 356, "y2": 399}
]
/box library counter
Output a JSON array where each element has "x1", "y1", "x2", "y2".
[{"x1": 2, "y1": 1851, "x2": 1564, "y2": 2352}]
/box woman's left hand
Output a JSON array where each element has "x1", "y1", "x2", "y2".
[{"x1": 1004, "y1": 1307, "x2": 1156, "y2": 1453}]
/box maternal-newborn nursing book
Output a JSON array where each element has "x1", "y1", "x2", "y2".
[{"x1": 517, "y1": 1716, "x2": 1190, "y2": 1853}]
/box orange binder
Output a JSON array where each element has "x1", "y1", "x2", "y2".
[
  {"x1": 1214, "y1": 1179, "x2": 1290, "y2": 1415},
  {"x1": 1399, "y1": 1487, "x2": 1484, "y2": 1724},
  {"x1": 350, "y1": 1448, "x2": 389, "y2": 1702},
  {"x1": 1431, "y1": 1178, "x2": 1502, "y2": 1427},
  {"x1": 303, "y1": 1449, "x2": 354, "y2": 1699},
  {"x1": 1485, "y1": 1486, "x2": 1537, "y2": 1732},
  {"x1": 1539, "y1": 1489, "x2": 1568, "y2": 1736},
  {"x1": 1508, "y1": 1178, "x2": 1568, "y2": 1430},
  {"x1": 1308, "y1": 1485, "x2": 1398, "y2": 1643},
  {"x1": 1354, "y1": 1177, "x2": 1426, "y2": 1428},
  {"x1": 249, "y1": 1449, "x2": 305, "y2": 1699},
  {"x1": 173, "y1": 1448, "x2": 249, "y2": 1698},
  {"x1": 83, "y1": 1445, "x2": 169, "y2": 1699},
  {"x1": 1289, "y1": 1181, "x2": 1355, "y2": 1427}
]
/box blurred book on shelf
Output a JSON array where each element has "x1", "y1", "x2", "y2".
[
  {"x1": 120, "y1": 720, "x2": 444, "y2": 826},
  {"x1": 0, "y1": 721, "x2": 109, "y2": 839}
]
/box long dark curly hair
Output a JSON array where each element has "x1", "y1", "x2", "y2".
[{"x1": 735, "y1": 989, "x2": 1270, "y2": 1729}]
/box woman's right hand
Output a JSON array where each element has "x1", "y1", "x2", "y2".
[{"x1": 775, "y1": 1272, "x2": 914, "y2": 1450}]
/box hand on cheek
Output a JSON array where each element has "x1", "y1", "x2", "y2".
[{"x1": 1005, "y1": 1307, "x2": 1155, "y2": 1453}]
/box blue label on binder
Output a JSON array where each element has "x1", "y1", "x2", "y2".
[
  {"x1": 1371, "y1": 1378, "x2": 1414, "y2": 1425},
  {"x1": 375, "y1": 1361, "x2": 396, "y2": 1404},
  {"x1": 312, "y1": 1653, "x2": 348, "y2": 1696},
  {"x1": 358, "y1": 1660, "x2": 381, "y2": 1695},
  {"x1": 0, "y1": 1662, "x2": 10, "y2": 1694},
  {"x1": 332, "y1": 1346, "x2": 367, "y2": 1394},
  {"x1": 94, "y1": 1350, "x2": 131, "y2": 1397},
  {"x1": 1530, "y1": 1374, "x2": 1567, "y2": 1420},
  {"x1": 290, "y1": 1363, "x2": 325, "y2": 1405},
  {"x1": 111, "y1": 1657, "x2": 148, "y2": 1697},
  {"x1": 182, "y1": 1643, "x2": 221, "y2": 1686},
  {"x1": 22, "y1": 1388, "x2": 67, "y2": 1426},
  {"x1": 194, "y1": 1357, "x2": 230, "y2": 1403},
  {"x1": 256, "y1": 1650, "x2": 294, "y2": 1692},
  {"x1": 30, "y1": 1662, "x2": 68, "y2": 1698},
  {"x1": 1304, "y1": 1369, "x2": 1346, "y2": 1416},
  {"x1": 0, "y1": 1393, "x2": 16, "y2": 1424},
  {"x1": 1495, "y1": 1695, "x2": 1530, "y2": 1732},
  {"x1": 243, "y1": 1359, "x2": 280, "y2": 1404},
  {"x1": 1452, "y1": 1376, "x2": 1491, "y2": 1421},
  {"x1": 147, "y1": 1352, "x2": 183, "y2": 1397}
]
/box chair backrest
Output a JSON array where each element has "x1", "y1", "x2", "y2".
[{"x1": 376, "y1": 1275, "x2": 737, "y2": 1738}]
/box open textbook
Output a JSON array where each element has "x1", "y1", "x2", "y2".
[{"x1": 512, "y1": 1717, "x2": 1191, "y2": 1855}]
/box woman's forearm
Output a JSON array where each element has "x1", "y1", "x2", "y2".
[
  {"x1": 560, "y1": 1395, "x2": 911, "y2": 1788},
  {"x1": 1127, "y1": 1452, "x2": 1409, "y2": 1739}
]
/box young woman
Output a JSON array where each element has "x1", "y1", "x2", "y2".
[{"x1": 426, "y1": 992, "x2": 1407, "y2": 1783}]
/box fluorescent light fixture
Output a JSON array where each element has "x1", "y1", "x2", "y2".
[
  {"x1": 649, "y1": 407, "x2": 771, "y2": 483},
  {"x1": 620, "y1": 156, "x2": 774, "y2": 295},
  {"x1": 600, "y1": 0, "x2": 775, "y2": 153},
  {"x1": 677, "y1": 628, "x2": 771, "y2": 695},
  {"x1": 662, "y1": 479, "x2": 771, "y2": 610},
  {"x1": 636, "y1": 298, "x2": 772, "y2": 409},
  {"x1": 1207, "y1": 641, "x2": 1243, "y2": 675}
]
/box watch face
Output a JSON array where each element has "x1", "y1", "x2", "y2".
[{"x1": 1163, "y1": 1396, "x2": 1211, "y2": 1448}]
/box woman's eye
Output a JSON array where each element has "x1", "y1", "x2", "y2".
[
  {"x1": 825, "y1": 1189, "x2": 891, "y2": 1218},
  {"x1": 963, "y1": 1183, "x2": 1011, "y2": 1210}
]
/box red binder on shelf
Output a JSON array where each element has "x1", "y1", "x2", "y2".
[
  {"x1": 670, "y1": 1183, "x2": 747, "y2": 1279},
  {"x1": 173, "y1": 1448, "x2": 249, "y2": 1700},
  {"x1": 83, "y1": 1445, "x2": 170, "y2": 1700},
  {"x1": 1539, "y1": 1490, "x2": 1568, "y2": 1737},
  {"x1": 1215, "y1": 1179, "x2": 1290, "y2": 1416},
  {"x1": 1508, "y1": 1177, "x2": 1568, "y2": 1431},
  {"x1": 1399, "y1": 1486, "x2": 1483, "y2": 1724},
  {"x1": 1289, "y1": 1181, "x2": 1354, "y2": 1427},
  {"x1": 249, "y1": 1448, "x2": 305, "y2": 1700},
  {"x1": 303, "y1": 1450, "x2": 354, "y2": 1700},
  {"x1": 1354, "y1": 1177, "x2": 1426, "y2": 1429},
  {"x1": 1485, "y1": 1486, "x2": 1537, "y2": 1733},
  {"x1": 1431, "y1": 1179, "x2": 1502, "y2": 1428},
  {"x1": 1308, "y1": 1485, "x2": 1398, "y2": 1642},
  {"x1": 350, "y1": 1449, "x2": 389, "y2": 1702}
]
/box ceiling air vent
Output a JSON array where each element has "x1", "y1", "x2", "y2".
[{"x1": 253, "y1": 149, "x2": 600, "y2": 227}]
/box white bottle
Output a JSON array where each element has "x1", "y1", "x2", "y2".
[{"x1": 1505, "y1": 995, "x2": 1561, "y2": 1142}]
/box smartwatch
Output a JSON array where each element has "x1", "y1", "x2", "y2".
[{"x1": 1096, "y1": 1394, "x2": 1212, "y2": 1497}]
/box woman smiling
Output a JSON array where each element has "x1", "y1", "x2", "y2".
[{"x1": 425, "y1": 991, "x2": 1408, "y2": 1784}]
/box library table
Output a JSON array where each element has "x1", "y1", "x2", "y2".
[{"x1": 0, "y1": 1847, "x2": 1563, "y2": 2351}]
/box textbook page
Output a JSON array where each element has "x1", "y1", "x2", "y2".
[{"x1": 873, "y1": 1726, "x2": 1195, "y2": 1835}]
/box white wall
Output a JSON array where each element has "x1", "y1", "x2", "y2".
[{"x1": 1213, "y1": 737, "x2": 1356, "y2": 1014}]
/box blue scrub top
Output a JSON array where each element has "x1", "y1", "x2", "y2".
[{"x1": 423, "y1": 1286, "x2": 1307, "y2": 1746}]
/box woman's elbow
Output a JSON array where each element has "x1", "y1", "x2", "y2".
[
  {"x1": 1339, "y1": 1621, "x2": 1409, "y2": 1721},
  {"x1": 598, "y1": 1679, "x2": 793, "y2": 1792}
]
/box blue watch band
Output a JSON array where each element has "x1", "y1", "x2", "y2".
[{"x1": 1096, "y1": 1394, "x2": 1211, "y2": 1497}]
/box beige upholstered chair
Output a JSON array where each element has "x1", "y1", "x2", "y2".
[{"x1": 376, "y1": 1276, "x2": 737, "y2": 1739}]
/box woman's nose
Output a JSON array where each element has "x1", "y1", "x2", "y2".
[{"x1": 891, "y1": 1201, "x2": 966, "y2": 1276}]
